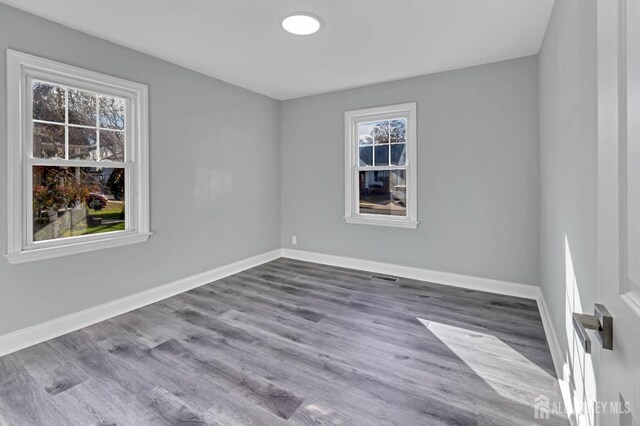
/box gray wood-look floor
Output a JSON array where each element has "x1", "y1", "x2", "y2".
[{"x1": 0, "y1": 258, "x2": 568, "y2": 426}]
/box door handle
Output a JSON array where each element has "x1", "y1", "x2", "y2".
[{"x1": 572, "y1": 304, "x2": 613, "y2": 354}]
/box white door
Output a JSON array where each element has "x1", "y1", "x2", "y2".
[{"x1": 596, "y1": 0, "x2": 640, "y2": 424}]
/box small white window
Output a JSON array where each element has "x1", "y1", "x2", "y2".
[
  {"x1": 344, "y1": 102, "x2": 418, "y2": 228},
  {"x1": 5, "y1": 50, "x2": 150, "y2": 264}
]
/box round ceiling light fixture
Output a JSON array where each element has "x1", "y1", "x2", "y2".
[{"x1": 281, "y1": 13, "x2": 322, "y2": 35}]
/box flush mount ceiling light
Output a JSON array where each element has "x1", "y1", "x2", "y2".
[{"x1": 281, "y1": 13, "x2": 322, "y2": 35}]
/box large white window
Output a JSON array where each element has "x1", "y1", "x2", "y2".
[
  {"x1": 344, "y1": 102, "x2": 418, "y2": 228},
  {"x1": 6, "y1": 50, "x2": 150, "y2": 264}
]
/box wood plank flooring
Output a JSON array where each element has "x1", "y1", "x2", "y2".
[{"x1": 0, "y1": 258, "x2": 568, "y2": 425}]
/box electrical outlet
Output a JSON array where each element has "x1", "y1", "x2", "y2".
[{"x1": 292, "y1": 235, "x2": 297, "y2": 245}]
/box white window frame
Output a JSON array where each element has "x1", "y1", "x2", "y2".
[
  {"x1": 344, "y1": 102, "x2": 418, "y2": 228},
  {"x1": 5, "y1": 50, "x2": 150, "y2": 264}
]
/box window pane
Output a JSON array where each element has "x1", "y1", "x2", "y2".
[
  {"x1": 359, "y1": 146, "x2": 372, "y2": 166},
  {"x1": 358, "y1": 170, "x2": 406, "y2": 217},
  {"x1": 68, "y1": 89, "x2": 97, "y2": 126},
  {"x1": 358, "y1": 122, "x2": 373, "y2": 145},
  {"x1": 32, "y1": 81, "x2": 65, "y2": 123},
  {"x1": 391, "y1": 144, "x2": 407, "y2": 166},
  {"x1": 373, "y1": 121, "x2": 390, "y2": 144},
  {"x1": 374, "y1": 145, "x2": 389, "y2": 166},
  {"x1": 33, "y1": 123, "x2": 65, "y2": 159},
  {"x1": 33, "y1": 166, "x2": 126, "y2": 242},
  {"x1": 99, "y1": 96, "x2": 125, "y2": 130},
  {"x1": 100, "y1": 130, "x2": 125, "y2": 162},
  {"x1": 68, "y1": 127, "x2": 97, "y2": 160},
  {"x1": 390, "y1": 119, "x2": 406, "y2": 143}
]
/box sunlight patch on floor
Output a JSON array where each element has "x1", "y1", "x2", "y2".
[{"x1": 418, "y1": 318, "x2": 555, "y2": 406}]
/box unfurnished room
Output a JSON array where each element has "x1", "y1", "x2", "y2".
[{"x1": 0, "y1": 1, "x2": 638, "y2": 425}]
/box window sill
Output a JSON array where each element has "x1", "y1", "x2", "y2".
[
  {"x1": 344, "y1": 216, "x2": 419, "y2": 229},
  {"x1": 4, "y1": 232, "x2": 152, "y2": 265}
]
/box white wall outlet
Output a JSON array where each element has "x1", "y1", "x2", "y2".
[{"x1": 292, "y1": 235, "x2": 297, "y2": 245}]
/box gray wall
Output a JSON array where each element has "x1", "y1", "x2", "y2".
[
  {"x1": 281, "y1": 56, "x2": 540, "y2": 286},
  {"x1": 0, "y1": 3, "x2": 281, "y2": 336},
  {"x1": 538, "y1": 0, "x2": 598, "y2": 415},
  {"x1": 0, "y1": 3, "x2": 552, "y2": 340}
]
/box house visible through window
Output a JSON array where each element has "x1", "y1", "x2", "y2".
[
  {"x1": 344, "y1": 103, "x2": 418, "y2": 228},
  {"x1": 6, "y1": 50, "x2": 150, "y2": 264}
]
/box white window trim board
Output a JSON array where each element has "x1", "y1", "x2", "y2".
[
  {"x1": 5, "y1": 49, "x2": 150, "y2": 264},
  {"x1": 344, "y1": 102, "x2": 418, "y2": 228}
]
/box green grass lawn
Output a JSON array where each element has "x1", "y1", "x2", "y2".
[
  {"x1": 76, "y1": 221, "x2": 126, "y2": 236},
  {"x1": 90, "y1": 201, "x2": 124, "y2": 220},
  {"x1": 61, "y1": 201, "x2": 125, "y2": 237}
]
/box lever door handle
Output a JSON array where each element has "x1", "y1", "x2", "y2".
[{"x1": 572, "y1": 304, "x2": 613, "y2": 354}]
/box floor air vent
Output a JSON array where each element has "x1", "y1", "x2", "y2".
[{"x1": 369, "y1": 274, "x2": 399, "y2": 283}]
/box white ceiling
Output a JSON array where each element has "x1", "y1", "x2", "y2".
[{"x1": 1, "y1": 0, "x2": 555, "y2": 100}]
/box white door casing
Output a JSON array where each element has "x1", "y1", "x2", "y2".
[{"x1": 596, "y1": 0, "x2": 640, "y2": 424}]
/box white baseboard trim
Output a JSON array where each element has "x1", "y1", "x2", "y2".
[
  {"x1": 535, "y1": 289, "x2": 565, "y2": 386},
  {"x1": 536, "y1": 289, "x2": 577, "y2": 426},
  {"x1": 280, "y1": 248, "x2": 539, "y2": 300},
  {"x1": 0, "y1": 249, "x2": 282, "y2": 357},
  {"x1": 0, "y1": 245, "x2": 575, "y2": 426}
]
